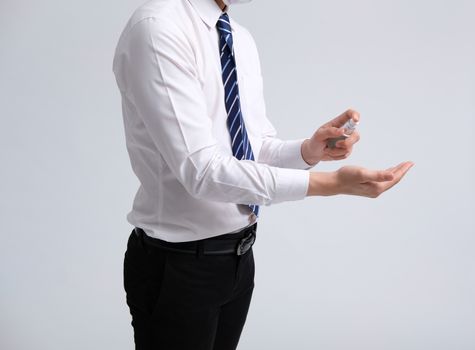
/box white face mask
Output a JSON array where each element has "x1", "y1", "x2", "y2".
[{"x1": 222, "y1": 0, "x2": 253, "y2": 6}]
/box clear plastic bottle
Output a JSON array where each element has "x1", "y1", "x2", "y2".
[{"x1": 327, "y1": 118, "x2": 359, "y2": 148}]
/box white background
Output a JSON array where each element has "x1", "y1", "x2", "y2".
[{"x1": 1, "y1": 0, "x2": 474, "y2": 349}]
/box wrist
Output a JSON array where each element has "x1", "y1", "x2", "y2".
[
  {"x1": 306, "y1": 171, "x2": 340, "y2": 196},
  {"x1": 301, "y1": 139, "x2": 320, "y2": 166}
]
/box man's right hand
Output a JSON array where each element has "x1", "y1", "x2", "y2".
[{"x1": 306, "y1": 161, "x2": 414, "y2": 198}]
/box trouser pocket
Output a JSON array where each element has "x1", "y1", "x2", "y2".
[{"x1": 123, "y1": 229, "x2": 169, "y2": 316}]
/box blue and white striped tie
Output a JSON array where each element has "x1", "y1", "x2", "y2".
[{"x1": 216, "y1": 13, "x2": 259, "y2": 218}]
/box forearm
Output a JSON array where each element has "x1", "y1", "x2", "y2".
[{"x1": 306, "y1": 171, "x2": 339, "y2": 197}]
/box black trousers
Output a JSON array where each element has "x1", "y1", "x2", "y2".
[{"x1": 123, "y1": 227, "x2": 255, "y2": 350}]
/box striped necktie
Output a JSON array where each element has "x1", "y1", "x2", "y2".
[{"x1": 216, "y1": 13, "x2": 259, "y2": 218}]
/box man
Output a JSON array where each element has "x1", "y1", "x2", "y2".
[{"x1": 112, "y1": 0, "x2": 413, "y2": 349}]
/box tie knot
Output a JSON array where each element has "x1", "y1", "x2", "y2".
[{"x1": 216, "y1": 13, "x2": 232, "y2": 36}]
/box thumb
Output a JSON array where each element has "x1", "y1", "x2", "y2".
[{"x1": 329, "y1": 109, "x2": 360, "y2": 128}]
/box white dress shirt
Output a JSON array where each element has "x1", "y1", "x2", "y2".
[{"x1": 112, "y1": 0, "x2": 314, "y2": 242}]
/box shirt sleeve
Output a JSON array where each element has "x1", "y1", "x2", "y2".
[
  {"x1": 258, "y1": 117, "x2": 317, "y2": 170},
  {"x1": 115, "y1": 18, "x2": 309, "y2": 206}
]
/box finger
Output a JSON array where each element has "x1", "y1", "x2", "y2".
[
  {"x1": 380, "y1": 162, "x2": 414, "y2": 192},
  {"x1": 385, "y1": 165, "x2": 398, "y2": 172},
  {"x1": 360, "y1": 168, "x2": 394, "y2": 183},
  {"x1": 327, "y1": 153, "x2": 351, "y2": 161},
  {"x1": 318, "y1": 126, "x2": 346, "y2": 140},
  {"x1": 329, "y1": 109, "x2": 360, "y2": 128},
  {"x1": 324, "y1": 147, "x2": 349, "y2": 158},
  {"x1": 335, "y1": 131, "x2": 360, "y2": 148},
  {"x1": 388, "y1": 161, "x2": 413, "y2": 174},
  {"x1": 391, "y1": 161, "x2": 414, "y2": 177}
]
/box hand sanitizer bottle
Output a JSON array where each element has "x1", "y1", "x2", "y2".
[{"x1": 327, "y1": 118, "x2": 359, "y2": 149}]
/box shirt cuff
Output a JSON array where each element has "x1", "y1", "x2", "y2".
[
  {"x1": 271, "y1": 167, "x2": 310, "y2": 204},
  {"x1": 279, "y1": 138, "x2": 316, "y2": 170}
]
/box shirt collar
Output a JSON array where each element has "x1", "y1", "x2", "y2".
[{"x1": 187, "y1": 0, "x2": 235, "y2": 31}]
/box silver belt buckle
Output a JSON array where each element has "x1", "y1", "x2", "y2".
[{"x1": 236, "y1": 231, "x2": 256, "y2": 256}]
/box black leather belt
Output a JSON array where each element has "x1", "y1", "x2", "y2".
[{"x1": 134, "y1": 222, "x2": 257, "y2": 256}]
